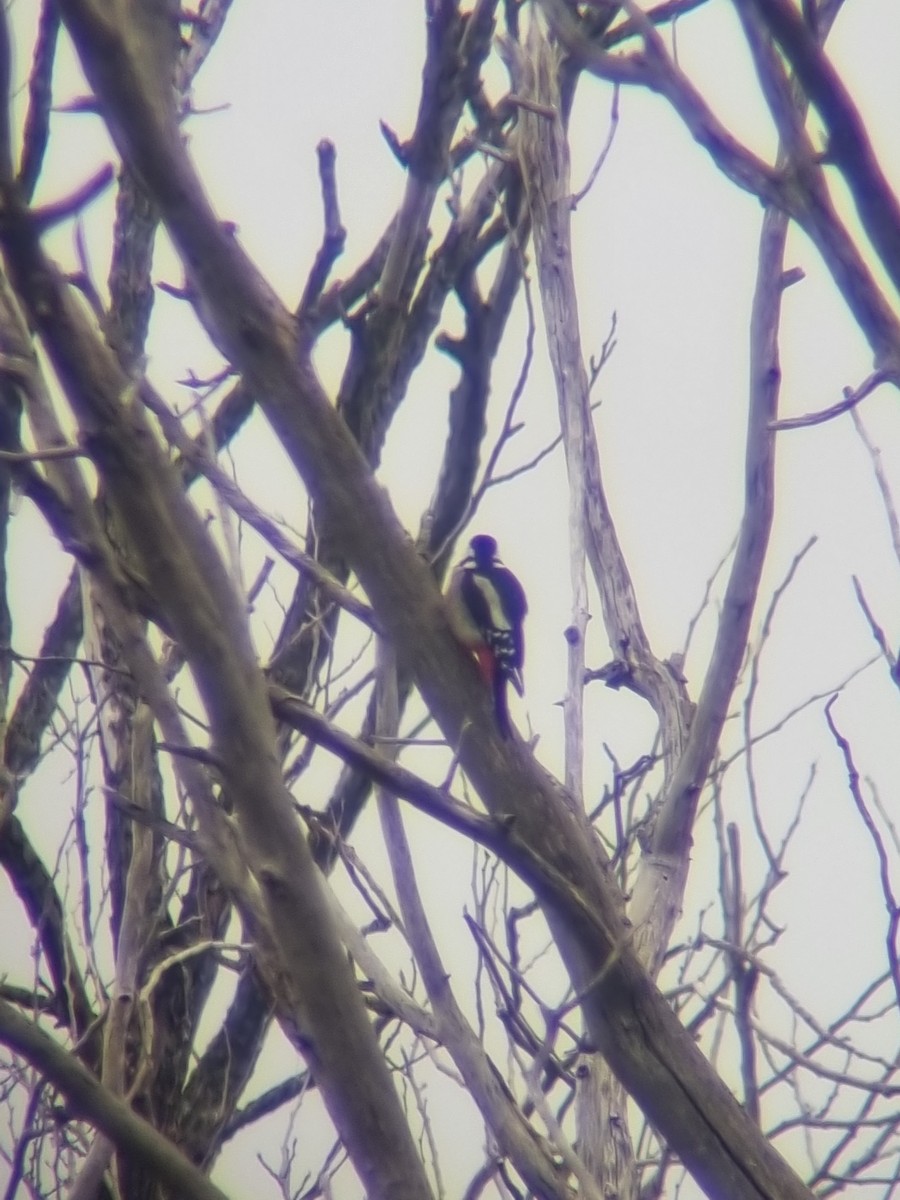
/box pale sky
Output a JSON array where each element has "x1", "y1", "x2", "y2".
[{"x1": 3, "y1": 2, "x2": 900, "y2": 1196}]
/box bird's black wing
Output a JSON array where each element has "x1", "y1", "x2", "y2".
[{"x1": 492, "y1": 567, "x2": 527, "y2": 667}]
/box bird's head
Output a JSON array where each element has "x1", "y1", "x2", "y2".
[{"x1": 470, "y1": 534, "x2": 498, "y2": 567}]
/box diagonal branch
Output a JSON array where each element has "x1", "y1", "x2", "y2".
[
  {"x1": 0, "y1": 814, "x2": 97, "y2": 1042},
  {"x1": 652, "y1": 206, "x2": 786, "y2": 861},
  {"x1": 17, "y1": 0, "x2": 61, "y2": 200},
  {"x1": 373, "y1": 644, "x2": 574, "y2": 1198},
  {"x1": 538, "y1": 0, "x2": 784, "y2": 203},
  {"x1": 2, "y1": 229, "x2": 437, "y2": 1200},
  {"x1": 540, "y1": 0, "x2": 900, "y2": 377},
  {"x1": 740, "y1": 0, "x2": 900, "y2": 297},
  {"x1": 825, "y1": 698, "x2": 900, "y2": 1013},
  {"x1": 0, "y1": 999, "x2": 231, "y2": 1200},
  {"x1": 770, "y1": 370, "x2": 890, "y2": 431}
]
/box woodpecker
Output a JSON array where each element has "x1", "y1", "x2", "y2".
[{"x1": 447, "y1": 534, "x2": 527, "y2": 738}]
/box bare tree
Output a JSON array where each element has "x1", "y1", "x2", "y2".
[{"x1": 1, "y1": 2, "x2": 898, "y2": 1199}]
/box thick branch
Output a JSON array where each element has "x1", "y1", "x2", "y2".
[
  {"x1": 373, "y1": 645, "x2": 574, "y2": 1199},
  {"x1": 538, "y1": 0, "x2": 784, "y2": 203},
  {"x1": 17, "y1": 1, "x2": 60, "y2": 199},
  {"x1": 652, "y1": 207, "x2": 786, "y2": 859},
  {"x1": 0, "y1": 815, "x2": 97, "y2": 1041},
  {"x1": 540, "y1": 0, "x2": 900, "y2": 377},
  {"x1": 1, "y1": 202, "x2": 436, "y2": 1200},
  {"x1": 0, "y1": 1001, "x2": 230, "y2": 1200},
  {"x1": 741, "y1": 0, "x2": 900, "y2": 297}
]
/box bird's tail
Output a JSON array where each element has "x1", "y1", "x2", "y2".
[
  {"x1": 493, "y1": 674, "x2": 512, "y2": 739},
  {"x1": 508, "y1": 666, "x2": 524, "y2": 697}
]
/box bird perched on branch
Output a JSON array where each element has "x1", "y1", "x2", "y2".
[{"x1": 446, "y1": 534, "x2": 527, "y2": 738}]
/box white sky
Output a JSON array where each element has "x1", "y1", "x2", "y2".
[{"x1": 3, "y1": 1, "x2": 900, "y2": 1196}]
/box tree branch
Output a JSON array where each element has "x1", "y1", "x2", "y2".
[
  {"x1": 0, "y1": 1000, "x2": 231, "y2": 1200},
  {"x1": 741, "y1": 0, "x2": 900, "y2": 297}
]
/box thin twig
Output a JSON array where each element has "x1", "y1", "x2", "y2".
[
  {"x1": 851, "y1": 577, "x2": 897, "y2": 682},
  {"x1": 851, "y1": 407, "x2": 900, "y2": 570},
  {"x1": 824, "y1": 697, "x2": 900, "y2": 1014},
  {"x1": 298, "y1": 139, "x2": 347, "y2": 313},
  {"x1": 30, "y1": 164, "x2": 114, "y2": 229},
  {"x1": 571, "y1": 84, "x2": 620, "y2": 209},
  {"x1": 0, "y1": 443, "x2": 87, "y2": 462},
  {"x1": 769, "y1": 369, "x2": 891, "y2": 431}
]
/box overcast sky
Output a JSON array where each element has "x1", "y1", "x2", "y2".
[{"x1": 3, "y1": 2, "x2": 900, "y2": 1196}]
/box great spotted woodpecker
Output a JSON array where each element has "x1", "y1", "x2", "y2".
[{"x1": 447, "y1": 534, "x2": 527, "y2": 738}]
